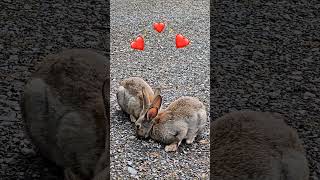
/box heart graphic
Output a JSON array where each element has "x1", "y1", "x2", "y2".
[
  {"x1": 131, "y1": 36, "x2": 144, "y2": 50},
  {"x1": 176, "y1": 34, "x2": 190, "y2": 48},
  {"x1": 153, "y1": 22, "x2": 165, "y2": 33}
]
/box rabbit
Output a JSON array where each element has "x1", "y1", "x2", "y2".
[
  {"x1": 116, "y1": 77, "x2": 160, "y2": 123},
  {"x1": 135, "y1": 95, "x2": 207, "y2": 152},
  {"x1": 210, "y1": 110, "x2": 309, "y2": 180},
  {"x1": 20, "y1": 49, "x2": 110, "y2": 180}
]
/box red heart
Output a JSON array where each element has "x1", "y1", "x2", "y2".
[
  {"x1": 131, "y1": 36, "x2": 144, "y2": 50},
  {"x1": 176, "y1": 34, "x2": 190, "y2": 48},
  {"x1": 153, "y1": 22, "x2": 165, "y2": 33}
]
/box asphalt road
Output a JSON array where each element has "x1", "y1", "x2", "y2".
[{"x1": 110, "y1": 0, "x2": 210, "y2": 179}]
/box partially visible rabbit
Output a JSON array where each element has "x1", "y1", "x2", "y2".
[
  {"x1": 135, "y1": 95, "x2": 207, "y2": 152},
  {"x1": 210, "y1": 111, "x2": 309, "y2": 180},
  {"x1": 20, "y1": 49, "x2": 109, "y2": 180},
  {"x1": 91, "y1": 151, "x2": 109, "y2": 180},
  {"x1": 116, "y1": 77, "x2": 160, "y2": 123}
]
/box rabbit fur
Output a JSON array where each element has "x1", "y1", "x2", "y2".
[
  {"x1": 210, "y1": 110, "x2": 309, "y2": 180},
  {"x1": 20, "y1": 49, "x2": 109, "y2": 180},
  {"x1": 135, "y1": 95, "x2": 207, "y2": 152}
]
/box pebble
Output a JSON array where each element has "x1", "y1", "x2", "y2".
[
  {"x1": 298, "y1": 110, "x2": 306, "y2": 115},
  {"x1": 9, "y1": 55, "x2": 19, "y2": 61},
  {"x1": 128, "y1": 135, "x2": 136, "y2": 140},
  {"x1": 127, "y1": 166, "x2": 138, "y2": 175},
  {"x1": 304, "y1": 92, "x2": 316, "y2": 99},
  {"x1": 21, "y1": 147, "x2": 35, "y2": 155}
]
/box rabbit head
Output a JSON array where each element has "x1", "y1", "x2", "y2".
[{"x1": 135, "y1": 87, "x2": 162, "y2": 139}]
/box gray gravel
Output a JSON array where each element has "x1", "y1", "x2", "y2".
[
  {"x1": 211, "y1": 1, "x2": 320, "y2": 179},
  {"x1": 110, "y1": 0, "x2": 210, "y2": 179},
  {"x1": 2, "y1": 0, "x2": 319, "y2": 180},
  {"x1": 0, "y1": 1, "x2": 109, "y2": 179}
]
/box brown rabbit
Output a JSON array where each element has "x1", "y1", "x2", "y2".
[
  {"x1": 20, "y1": 49, "x2": 109, "y2": 180},
  {"x1": 210, "y1": 111, "x2": 309, "y2": 180},
  {"x1": 117, "y1": 77, "x2": 160, "y2": 123},
  {"x1": 135, "y1": 93, "x2": 207, "y2": 152}
]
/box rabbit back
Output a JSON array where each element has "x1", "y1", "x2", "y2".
[
  {"x1": 151, "y1": 96, "x2": 207, "y2": 144},
  {"x1": 210, "y1": 111, "x2": 309, "y2": 180},
  {"x1": 117, "y1": 77, "x2": 154, "y2": 119},
  {"x1": 21, "y1": 78, "x2": 66, "y2": 166},
  {"x1": 160, "y1": 96, "x2": 207, "y2": 125},
  {"x1": 21, "y1": 49, "x2": 108, "y2": 179}
]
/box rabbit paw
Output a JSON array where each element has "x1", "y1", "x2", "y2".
[
  {"x1": 130, "y1": 115, "x2": 137, "y2": 122},
  {"x1": 186, "y1": 137, "x2": 195, "y2": 144},
  {"x1": 165, "y1": 144, "x2": 178, "y2": 152},
  {"x1": 64, "y1": 168, "x2": 80, "y2": 180}
]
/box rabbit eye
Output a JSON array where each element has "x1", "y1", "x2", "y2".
[{"x1": 136, "y1": 124, "x2": 141, "y2": 129}]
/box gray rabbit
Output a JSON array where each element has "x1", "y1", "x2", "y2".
[
  {"x1": 20, "y1": 49, "x2": 109, "y2": 180},
  {"x1": 210, "y1": 111, "x2": 309, "y2": 180}
]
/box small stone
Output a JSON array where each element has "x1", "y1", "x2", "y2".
[
  {"x1": 201, "y1": 173, "x2": 209, "y2": 179},
  {"x1": 5, "y1": 157, "x2": 15, "y2": 164},
  {"x1": 32, "y1": 48, "x2": 40, "y2": 52},
  {"x1": 24, "y1": 4, "x2": 32, "y2": 9},
  {"x1": 32, "y1": 173, "x2": 39, "y2": 178},
  {"x1": 45, "y1": 45, "x2": 53, "y2": 49},
  {"x1": 289, "y1": 75, "x2": 303, "y2": 81},
  {"x1": 128, "y1": 167, "x2": 137, "y2": 175},
  {"x1": 21, "y1": 147, "x2": 35, "y2": 155},
  {"x1": 269, "y1": 91, "x2": 280, "y2": 98},
  {"x1": 292, "y1": 71, "x2": 302, "y2": 75},
  {"x1": 304, "y1": 56, "x2": 314, "y2": 62},
  {"x1": 149, "y1": 152, "x2": 160, "y2": 158},
  {"x1": 128, "y1": 136, "x2": 135, "y2": 140},
  {"x1": 12, "y1": 137, "x2": 19, "y2": 142},
  {"x1": 138, "y1": 164, "x2": 147, "y2": 172},
  {"x1": 253, "y1": 50, "x2": 264, "y2": 58},
  {"x1": 303, "y1": 92, "x2": 316, "y2": 99},
  {"x1": 298, "y1": 110, "x2": 306, "y2": 115},
  {"x1": 199, "y1": 139, "x2": 209, "y2": 144},
  {"x1": 9, "y1": 55, "x2": 18, "y2": 61}
]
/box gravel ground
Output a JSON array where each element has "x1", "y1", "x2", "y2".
[
  {"x1": 2, "y1": 0, "x2": 319, "y2": 180},
  {"x1": 0, "y1": 1, "x2": 109, "y2": 179},
  {"x1": 110, "y1": 0, "x2": 210, "y2": 179},
  {"x1": 211, "y1": 1, "x2": 320, "y2": 180}
]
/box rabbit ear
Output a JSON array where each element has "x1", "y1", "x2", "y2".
[
  {"x1": 151, "y1": 95, "x2": 162, "y2": 110},
  {"x1": 142, "y1": 87, "x2": 151, "y2": 109},
  {"x1": 147, "y1": 107, "x2": 158, "y2": 120},
  {"x1": 154, "y1": 87, "x2": 161, "y2": 97}
]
